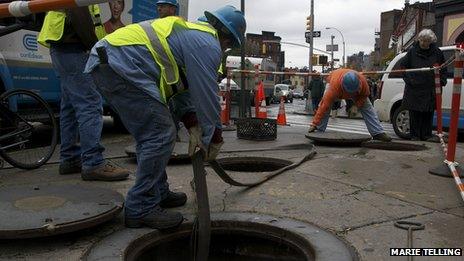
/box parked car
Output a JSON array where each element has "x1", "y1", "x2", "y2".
[
  {"x1": 373, "y1": 46, "x2": 463, "y2": 139},
  {"x1": 292, "y1": 91, "x2": 305, "y2": 100},
  {"x1": 273, "y1": 84, "x2": 293, "y2": 103}
]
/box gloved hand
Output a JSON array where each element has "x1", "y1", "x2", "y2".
[
  {"x1": 204, "y1": 128, "x2": 223, "y2": 161},
  {"x1": 308, "y1": 125, "x2": 317, "y2": 133},
  {"x1": 188, "y1": 125, "x2": 203, "y2": 157},
  {"x1": 204, "y1": 141, "x2": 224, "y2": 161}
]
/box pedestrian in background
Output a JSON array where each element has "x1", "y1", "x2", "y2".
[
  {"x1": 308, "y1": 69, "x2": 392, "y2": 142},
  {"x1": 38, "y1": 6, "x2": 130, "y2": 181},
  {"x1": 308, "y1": 71, "x2": 325, "y2": 112},
  {"x1": 400, "y1": 29, "x2": 447, "y2": 141}
]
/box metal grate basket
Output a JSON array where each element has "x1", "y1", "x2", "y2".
[{"x1": 236, "y1": 118, "x2": 277, "y2": 141}]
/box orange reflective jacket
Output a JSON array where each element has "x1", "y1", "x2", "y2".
[{"x1": 312, "y1": 69, "x2": 370, "y2": 126}]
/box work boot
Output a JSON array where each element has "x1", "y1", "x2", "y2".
[
  {"x1": 59, "y1": 158, "x2": 82, "y2": 175},
  {"x1": 81, "y1": 162, "x2": 130, "y2": 181},
  {"x1": 125, "y1": 205, "x2": 183, "y2": 229},
  {"x1": 372, "y1": 133, "x2": 392, "y2": 142},
  {"x1": 160, "y1": 191, "x2": 187, "y2": 208}
]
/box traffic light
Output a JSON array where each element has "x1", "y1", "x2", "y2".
[
  {"x1": 262, "y1": 44, "x2": 266, "y2": 54},
  {"x1": 311, "y1": 55, "x2": 318, "y2": 65},
  {"x1": 319, "y1": 55, "x2": 328, "y2": 65},
  {"x1": 306, "y1": 16, "x2": 312, "y2": 31}
]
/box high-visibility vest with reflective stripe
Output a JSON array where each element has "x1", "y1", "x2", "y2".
[
  {"x1": 104, "y1": 16, "x2": 218, "y2": 102},
  {"x1": 37, "y1": 5, "x2": 106, "y2": 47}
]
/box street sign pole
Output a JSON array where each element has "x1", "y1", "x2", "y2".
[
  {"x1": 306, "y1": 0, "x2": 314, "y2": 112},
  {"x1": 240, "y1": 0, "x2": 248, "y2": 118},
  {"x1": 330, "y1": 35, "x2": 335, "y2": 71}
]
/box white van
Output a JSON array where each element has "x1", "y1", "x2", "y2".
[{"x1": 373, "y1": 46, "x2": 463, "y2": 138}]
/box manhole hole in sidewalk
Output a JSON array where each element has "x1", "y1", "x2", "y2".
[
  {"x1": 83, "y1": 213, "x2": 358, "y2": 261},
  {"x1": 361, "y1": 141, "x2": 428, "y2": 151},
  {"x1": 216, "y1": 157, "x2": 292, "y2": 172}
]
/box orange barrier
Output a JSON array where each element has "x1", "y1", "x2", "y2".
[
  {"x1": 255, "y1": 81, "x2": 267, "y2": 119},
  {"x1": 220, "y1": 73, "x2": 232, "y2": 126},
  {"x1": 430, "y1": 48, "x2": 464, "y2": 202},
  {"x1": 277, "y1": 96, "x2": 287, "y2": 126},
  {"x1": 0, "y1": 0, "x2": 109, "y2": 18}
]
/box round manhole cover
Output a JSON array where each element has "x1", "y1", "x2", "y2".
[
  {"x1": 216, "y1": 157, "x2": 292, "y2": 172},
  {"x1": 83, "y1": 213, "x2": 358, "y2": 261},
  {"x1": 125, "y1": 143, "x2": 190, "y2": 164},
  {"x1": 0, "y1": 184, "x2": 123, "y2": 239},
  {"x1": 305, "y1": 131, "x2": 371, "y2": 146},
  {"x1": 361, "y1": 141, "x2": 428, "y2": 151}
]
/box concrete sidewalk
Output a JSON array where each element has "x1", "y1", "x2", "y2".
[{"x1": 0, "y1": 125, "x2": 463, "y2": 260}]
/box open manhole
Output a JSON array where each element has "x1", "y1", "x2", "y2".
[
  {"x1": 361, "y1": 141, "x2": 428, "y2": 151},
  {"x1": 83, "y1": 213, "x2": 358, "y2": 261},
  {"x1": 216, "y1": 157, "x2": 293, "y2": 172}
]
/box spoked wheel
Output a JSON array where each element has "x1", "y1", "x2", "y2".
[
  {"x1": 392, "y1": 105, "x2": 411, "y2": 139},
  {"x1": 0, "y1": 89, "x2": 58, "y2": 169}
]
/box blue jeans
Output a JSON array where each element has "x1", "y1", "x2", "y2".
[
  {"x1": 91, "y1": 65, "x2": 175, "y2": 218},
  {"x1": 317, "y1": 98, "x2": 384, "y2": 136},
  {"x1": 50, "y1": 44, "x2": 105, "y2": 171}
]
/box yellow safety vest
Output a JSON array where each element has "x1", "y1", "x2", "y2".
[
  {"x1": 104, "y1": 16, "x2": 219, "y2": 102},
  {"x1": 38, "y1": 5, "x2": 106, "y2": 47}
]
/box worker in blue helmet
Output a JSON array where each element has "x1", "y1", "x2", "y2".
[
  {"x1": 84, "y1": 5, "x2": 246, "y2": 229},
  {"x1": 308, "y1": 69, "x2": 392, "y2": 142},
  {"x1": 156, "y1": 0, "x2": 179, "y2": 17}
]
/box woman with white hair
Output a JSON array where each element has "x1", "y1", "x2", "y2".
[{"x1": 400, "y1": 29, "x2": 447, "y2": 141}]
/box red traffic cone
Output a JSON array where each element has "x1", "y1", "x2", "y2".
[
  {"x1": 255, "y1": 81, "x2": 267, "y2": 119},
  {"x1": 220, "y1": 91, "x2": 230, "y2": 125},
  {"x1": 277, "y1": 96, "x2": 287, "y2": 126}
]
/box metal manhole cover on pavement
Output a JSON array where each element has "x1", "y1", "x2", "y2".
[
  {"x1": 0, "y1": 184, "x2": 123, "y2": 239},
  {"x1": 361, "y1": 141, "x2": 428, "y2": 151},
  {"x1": 305, "y1": 131, "x2": 371, "y2": 146}
]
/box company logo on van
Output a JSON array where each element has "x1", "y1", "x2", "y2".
[{"x1": 23, "y1": 34, "x2": 38, "y2": 51}]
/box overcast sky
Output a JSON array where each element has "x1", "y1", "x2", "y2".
[{"x1": 188, "y1": 0, "x2": 430, "y2": 68}]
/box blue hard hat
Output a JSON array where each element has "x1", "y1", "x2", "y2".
[
  {"x1": 156, "y1": 0, "x2": 178, "y2": 8},
  {"x1": 342, "y1": 71, "x2": 360, "y2": 93},
  {"x1": 204, "y1": 5, "x2": 246, "y2": 47}
]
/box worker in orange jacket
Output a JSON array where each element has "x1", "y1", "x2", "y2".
[{"x1": 308, "y1": 69, "x2": 392, "y2": 142}]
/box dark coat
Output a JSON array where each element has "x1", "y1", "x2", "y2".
[
  {"x1": 400, "y1": 42, "x2": 446, "y2": 112},
  {"x1": 308, "y1": 77, "x2": 325, "y2": 98}
]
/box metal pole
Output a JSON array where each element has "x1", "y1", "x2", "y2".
[
  {"x1": 305, "y1": 0, "x2": 314, "y2": 112},
  {"x1": 330, "y1": 35, "x2": 334, "y2": 71},
  {"x1": 240, "y1": 0, "x2": 247, "y2": 118},
  {"x1": 326, "y1": 27, "x2": 345, "y2": 67},
  {"x1": 309, "y1": 0, "x2": 314, "y2": 72}
]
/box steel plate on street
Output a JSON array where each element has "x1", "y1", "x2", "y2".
[
  {"x1": 0, "y1": 184, "x2": 123, "y2": 239},
  {"x1": 305, "y1": 131, "x2": 371, "y2": 146}
]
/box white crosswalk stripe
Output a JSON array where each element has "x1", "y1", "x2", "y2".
[{"x1": 289, "y1": 119, "x2": 396, "y2": 136}]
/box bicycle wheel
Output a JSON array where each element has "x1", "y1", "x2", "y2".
[{"x1": 0, "y1": 89, "x2": 58, "y2": 169}]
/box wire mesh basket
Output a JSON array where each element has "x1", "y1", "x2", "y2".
[{"x1": 236, "y1": 118, "x2": 277, "y2": 141}]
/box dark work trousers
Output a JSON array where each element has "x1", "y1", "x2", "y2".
[{"x1": 409, "y1": 110, "x2": 434, "y2": 140}]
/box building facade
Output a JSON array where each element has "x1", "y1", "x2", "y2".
[
  {"x1": 245, "y1": 31, "x2": 285, "y2": 72},
  {"x1": 379, "y1": 9, "x2": 403, "y2": 63},
  {"x1": 391, "y1": 1, "x2": 435, "y2": 53},
  {"x1": 435, "y1": 0, "x2": 464, "y2": 46}
]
